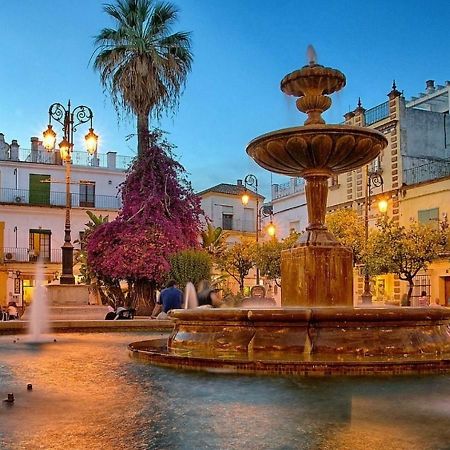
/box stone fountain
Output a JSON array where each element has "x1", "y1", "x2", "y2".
[{"x1": 129, "y1": 56, "x2": 450, "y2": 375}]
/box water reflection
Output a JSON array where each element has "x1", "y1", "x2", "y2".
[{"x1": 1, "y1": 333, "x2": 450, "y2": 449}]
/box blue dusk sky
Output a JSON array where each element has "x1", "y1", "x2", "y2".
[{"x1": 1, "y1": 0, "x2": 449, "y2": 198}]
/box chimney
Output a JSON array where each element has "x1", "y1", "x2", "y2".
[
  {"x1": 31, "y1": 137, "x2": 39, "y2": 162},
  {"x1": 10, "y1": 140, "x2": 19, "y2": 161},
  {"x1": 106, "y1": 151, "x2": 116, "y2": 169},
  {"x1": 426, "y1": 80, "x2": 435, "y2": 93},
  {"x1": 237, "y1": 179, "x2": 243, "y2": 186}
]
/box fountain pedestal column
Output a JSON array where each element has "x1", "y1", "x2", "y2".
[{"x1": 281, "y1": 175, "x2": 353, "y2": 307}]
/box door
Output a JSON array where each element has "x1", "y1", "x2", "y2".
[
  {"x1": 29, "y1": 174, "x2": 50, "y2": 205},
  {"x1": 445, "y1": 277, "x2": 450, "y2": 306}
]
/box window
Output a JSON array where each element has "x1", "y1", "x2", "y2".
[
  {"x1": 29, "y1": 229, "x2": 51, "y2": 262},
  {"x1": 222, "y1": 214, "x2": 233, "y2": 230},
  {"x1": 289, "y1": 221, "x2": 300, "y2": 233},
  {"x1": 79, "y1": 181, "x2": 95, "y2": 207},
  {"x1": 418, "y1": 208, "x2": 439, "y2": 230},
  {"x1": 29, "y1": 174, "x2": 50, "y2": 205},
  {"x1": 370, "y1": 156, "x2": 382, "y2": 173},
  {"x1": 329, "y1": 175, "x2": 339, "y2": 188}
]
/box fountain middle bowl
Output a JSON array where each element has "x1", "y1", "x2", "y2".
[{"x1": 246, "y1": 124, "x2": 388, "y2": 176}]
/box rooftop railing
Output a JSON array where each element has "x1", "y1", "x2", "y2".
[
  {"x1": 272, "y1": 178, "x2": 305, "y2": 200},
  {"x1": 364, "y1": 101, "x2": 389, "y2": 125},
  {"x1": 0, "y1": 187, "x2": 122, "y2": 210},
  {"x1": 0, "y1": 148, "x2": 133, "y2": 170}
]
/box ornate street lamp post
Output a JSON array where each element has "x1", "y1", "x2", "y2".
[
  {"x1": 42, "y1": 101, "x2": 98, "y2": 284},
  {"x1": 241, "y1": 174, "x2": 260, "y2": 284},
  {"x1": 241, "y1": 175, "x2": 275, "y2": 284},
  {"x1": 361, "y1": 166, "x2": 386, "y2": 304}
]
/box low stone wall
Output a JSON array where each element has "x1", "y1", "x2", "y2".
[{"x1": 0, "y1": 319, "x2": 173, "y2": 335}]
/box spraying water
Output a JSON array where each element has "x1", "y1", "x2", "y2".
[
  {"x1": 184, "y1": 282, "x2": 198, "y2": 309},
  {"x1": 306, "y1": 44, "x2": 317, "y2": 65},
  {"x1": 27, "y1": 260, "x2": 51, "y2": 343}
]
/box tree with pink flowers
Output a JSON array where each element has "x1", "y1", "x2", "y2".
[{"x1": 87, "y1": 131, "x2": 202, "y2": 312}]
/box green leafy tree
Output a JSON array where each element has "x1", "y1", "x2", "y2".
[
  {"x1": 217, "y1": 239, "x2": 256, "y2": 293},
  {"x1": 326, "y1": 208, "x2": 365, "y2": 264},
  {"x1": 93, "y1": 0, "x2": 193, "y2": 155},
  {"x1": 169, "y1": 249, "x2": 212, "y2": 289},
  {"x1": 256, "y1": 231, "x2": 299, "y2": 287},
  {"x1": 373, "y1": 218, "x2": 448, "y2": 303}
]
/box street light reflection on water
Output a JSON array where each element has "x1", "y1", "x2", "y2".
[{"x1": 1, "y1": 332, "x2": 450, "y2": 450}]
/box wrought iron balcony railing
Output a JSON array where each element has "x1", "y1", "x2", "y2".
[
  {"x1": 2, "y1": 247, "x2": 62, "y2": 263},
  {"x1": 0, "y1": 187, "x2": 122, "y2": 210}
]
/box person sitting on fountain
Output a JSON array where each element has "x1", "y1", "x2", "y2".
[
  {"x1": 197, "y1": 281, "x2": 222, "y2": 308},
  {"x1": 151, "y1": 279, "x2": 183, "y2": 319},
  {"x1": 7, "y1": 302, "x2": 19, "y2": 320}
]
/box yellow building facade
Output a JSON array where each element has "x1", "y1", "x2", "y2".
[{"x1": 325, "y1": 80, "x2": 450, "y2": 304}]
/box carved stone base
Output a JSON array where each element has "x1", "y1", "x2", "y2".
[{"x1": 281, "y1": 244, "x2": 353, "y2": 307}]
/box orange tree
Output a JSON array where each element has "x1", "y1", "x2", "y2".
[
  {"x1": 372, "y1": 218, "x2": 448, "y2": 303},
  {"x1": 216, "y1": 239, "x2": 257, "y2": 293},
  {"x1": 255, "y1": 231, "x2": 300, "y2": 287}
]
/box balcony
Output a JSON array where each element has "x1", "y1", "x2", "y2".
[
  {"x1": 403, "y1": 159, "x2": 450, "y2": 185},
  {"x1": 0, "y1": 187, "x2": 122, "y2": 210},
  {"x1": 2, "y1": 247, "x2": 62, "y2": 263},
  {"x1": 222, "y1": 218, "x2": 255, "y2": 233}
]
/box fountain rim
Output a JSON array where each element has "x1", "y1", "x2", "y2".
[
  {"x1": 246, "y1": 123, "x2": 388, "y2": 153},
  {"x1": 169, "y1": 306, "x2": 450, "y2": 323}
]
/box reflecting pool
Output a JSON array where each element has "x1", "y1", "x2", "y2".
[{"x1": 1, "y1": 332, "x2": 450, "y2": 450}]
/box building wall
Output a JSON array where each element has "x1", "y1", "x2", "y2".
[
  {"x1": 0, "y1": 138, "x2": 128, "y2": 306},
  {"x1": 269, "y1": 80, "x2": 450, "y2": 304}
]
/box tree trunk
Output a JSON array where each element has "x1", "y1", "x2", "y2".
[
  {"x1": 406, "y1": 278, "x2": 414, "y2": 305},
  {"x1": 130, "y1": 279, "x2": 156, "y2": 316},
  {"x1": 239, "y1": 276, "x2": 245, "y2": 294},
  {"x1": 137, "y1": 112, "x2": 149, "y2": 156}
]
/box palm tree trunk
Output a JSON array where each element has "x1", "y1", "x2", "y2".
[{"x1": 137, "y1": 112, "x2": 149, "y2": 156}]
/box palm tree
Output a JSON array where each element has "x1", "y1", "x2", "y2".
[
  {"x1": 92, "y1": 0, "x2": 193, "y2": 155},
  {"x1": 201, "y1": 223, "x2": 227, "y2": 259}
]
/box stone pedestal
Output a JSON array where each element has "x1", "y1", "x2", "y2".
[{"x1": 281, "y1": 244, "x2": 353, "y2": 307}]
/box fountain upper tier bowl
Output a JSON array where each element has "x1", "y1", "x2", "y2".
[{"x1": 247, "y1": 125, "x2": 388, "y2": 177}]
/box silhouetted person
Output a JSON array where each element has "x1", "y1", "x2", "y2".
[{"x1": 151, "y1": 280, "x2": 183, "y2": 318}]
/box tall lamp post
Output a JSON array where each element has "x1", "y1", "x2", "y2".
[
  {"x1": 361, "y1": 166, "x2": 387, "y2": 304},
  {"x1": 241, "y1": 174, "x2": 275, "y2": 284},
  {"x1": 42, "y1": 101, "x2": 98, "y2": 284},
  {"x1": 241, "y1": 174, "x2": 260, "y2": 284}
]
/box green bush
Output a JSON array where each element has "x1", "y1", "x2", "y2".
[{"x1": 169, "y1": 249, "x2": 212, "y2": 289}]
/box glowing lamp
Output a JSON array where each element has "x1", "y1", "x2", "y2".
[
  {"x1": 241, "y1": 193, "x2": 250, "y2": 206},
  {"x1": 267, "y1": 222, "x2": 276, "y2": 237},
  {"x1": 59, "y1": 138, "x2": 71, "y2": 161},
  {"x1": 43, "y1": 125, "x2": 56, "y2": 151},
  {"x1": 378, "y1": 198, "x2": 388, "y2": 214},
  {"x1": 85, "y1": 128, "x2": 98, "y2": 155}
]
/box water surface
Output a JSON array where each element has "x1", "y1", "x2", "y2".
[{"x1": 1, "y1": 332, "x2": 450, "y2": 450}]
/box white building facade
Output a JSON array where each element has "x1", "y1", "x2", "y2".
[{"x1": 0, "y1": 133, "x2": 130, "y2": 306}]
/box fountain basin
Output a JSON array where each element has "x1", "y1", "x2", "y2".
[
  {"x1": 247, "y1": 125, "x2": 388, "y2": 177},
  {"x1": 128, "y1": 307, "x2": 450, "y2": 375}
]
